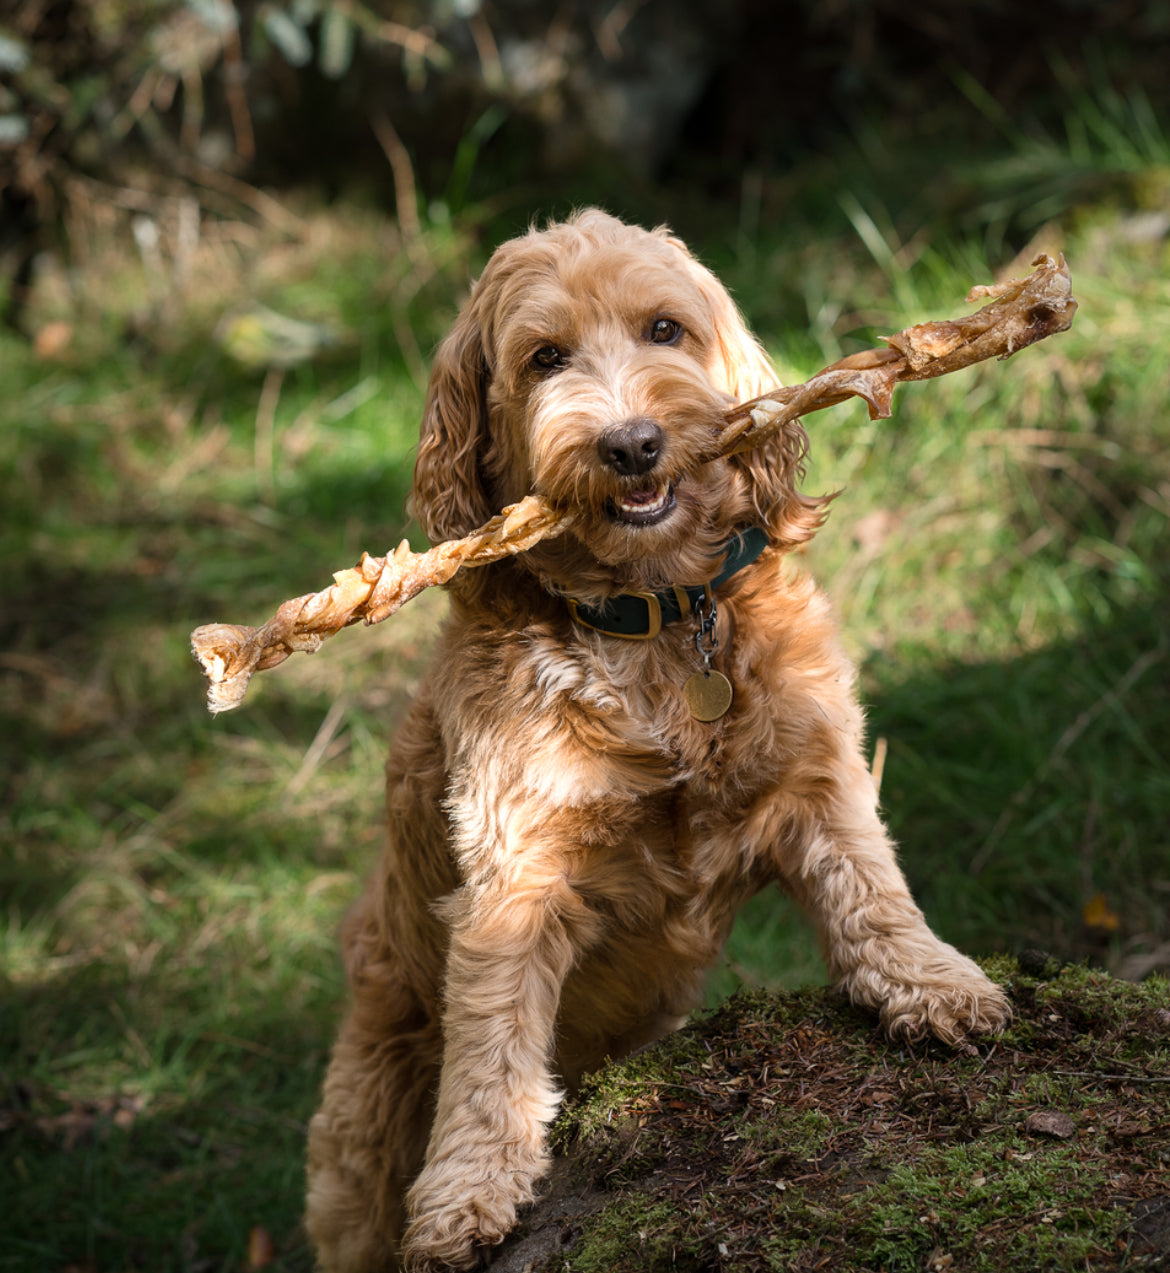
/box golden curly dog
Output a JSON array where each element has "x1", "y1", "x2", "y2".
[{"x1": 304, "y1": 209, "x2": 1010, "y2": 1272}]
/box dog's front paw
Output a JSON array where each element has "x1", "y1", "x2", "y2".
[
  {"x1": 402, "y1": 1157, "x2": 541, "y2": 1272},
  {"x1": 844, "y1": 943, "x2": 1011, "y2": 1047}
]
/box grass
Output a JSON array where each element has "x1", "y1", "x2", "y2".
[
  {"x1": 1, "y1": 202, "x2": 456, "y2": 1271},
  {"x1": 2, "y1": 109, "x2": 1169, "y2": 1268},
  {"x1": 785, "y1": 210, "x2": 1170, "y2": 967}
]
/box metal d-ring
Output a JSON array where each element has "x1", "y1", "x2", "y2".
[{"x1": 692, "y1": 586, "x2": 718, "y2": 671}]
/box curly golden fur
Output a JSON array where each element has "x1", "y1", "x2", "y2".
[{"x1": 304, "y1": 210, "x2": 1010, "y2": 1272}]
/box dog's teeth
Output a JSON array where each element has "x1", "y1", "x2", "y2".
[
  {"x1": 618, "y1": 486, "x2": 668, "y2": 513},
  {"x1": 609, "y1": 481, "x2": 676, "y2": 526}
]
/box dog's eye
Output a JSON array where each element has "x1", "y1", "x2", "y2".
[
  {"x1": 532, "y1": 345, "x2": 567, "y2": 372},
  {"x1": 648, "y1": 318, "x2": 683, "y2": 345}
]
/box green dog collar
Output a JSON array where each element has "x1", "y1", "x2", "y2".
[{"x1": 566, "y1": 526, "x2": 770, "y2": 639}]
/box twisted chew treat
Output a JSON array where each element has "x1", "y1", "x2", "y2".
[
  {"x1": 713, "y1": 252, "x2": 1076, "y2": 456},
  {"x1": 193, "y1": 496, "x2": 572, "y2": 713},
  {"x1": 192, "y1": 253, "x2": 1075, "y2": 713}
]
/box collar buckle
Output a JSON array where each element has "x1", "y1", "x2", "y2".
[{"x1": 567, "y1": 591, "x2": 663, "y2": 639}]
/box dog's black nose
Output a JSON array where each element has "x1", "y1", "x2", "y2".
[{"x1": 597, "y1": 418, "x2": 663, "y2": 477}]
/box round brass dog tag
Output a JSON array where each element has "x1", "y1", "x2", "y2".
[{"x1": 683, "y1": 670, "x2": 733, "y2": 722}]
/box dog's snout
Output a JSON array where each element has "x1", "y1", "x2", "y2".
[{"x1": 597, "y1": 418, "x2": 664, "y2": 477}]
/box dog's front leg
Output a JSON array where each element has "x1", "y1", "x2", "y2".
[
  {"x1": 764, "y1": 754, "x2": 1011, "y2": 1046},
  {"x1": 400, "y1": 866, "x2": 582, "y2": 1272}
]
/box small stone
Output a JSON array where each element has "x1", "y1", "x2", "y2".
[{"x1": 1025, "y1": 1109, "x2": 1076, "y2": 1139}]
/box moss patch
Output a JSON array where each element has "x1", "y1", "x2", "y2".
[{"x1": 514, "y1": 961, "x2": 1170, "y2": 1271}]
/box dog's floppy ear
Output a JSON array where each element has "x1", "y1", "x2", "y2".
[
  {"x1": 715, "y1": 305, "x2": 831, "y2": 550},
  {"x1": 697, "y1": 274, "x2": 780, "y2": 406},
  {"x1": 410, "y1": 291, "x2": 495, "y2": 544},
  {"x1": 672, "y1": 240, "x2": 831, "y2": 549},
  {"x1": 660, "y1": 233, "x2": 778, "y2": 404}
]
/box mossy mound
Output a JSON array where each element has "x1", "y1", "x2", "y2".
[{"x1": 494, "y1": 960, "x2": 1170, "y2": 1272}]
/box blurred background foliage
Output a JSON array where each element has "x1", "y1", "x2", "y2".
[
  {"x1": 6, "y1": 0, "x2": 1170, "y2": 310},
  {"x1": 2, "y1": 2, "x2": 1169, "y2": 1270}
]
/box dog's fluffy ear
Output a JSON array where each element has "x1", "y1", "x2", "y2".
[
  {"x1": 660, "y1": 234, "x2": 777, "y2": 403},
  {"x1": 698, "y1": 276, "x2": 779, "y2": 406},
  {"x1": 671, "y1": 240, "x2": 831, "y2": 549},
  {"x1": 410, "y1": 291, "x2": 495, "y2": 544}
]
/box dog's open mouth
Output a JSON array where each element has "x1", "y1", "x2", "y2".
[{"x1": 607, "y1": 481, "x2": 678, "y2": 527}]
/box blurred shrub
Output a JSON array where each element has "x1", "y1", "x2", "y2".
[{"x1": 2, "y1": 0, "x2": 1169, "y2": 328}]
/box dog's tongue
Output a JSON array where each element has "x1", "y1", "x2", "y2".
[{"x1": 623, "y1": 485, "x2": 662, "y2": 506}]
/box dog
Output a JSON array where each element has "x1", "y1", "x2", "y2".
[{"x1": 304, "y1": 209, "x2": 1010, "y2": 1272}]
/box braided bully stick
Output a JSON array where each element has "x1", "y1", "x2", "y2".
[{"x1": 191, "y1": 253, "x2": 1075, "y2": 713}]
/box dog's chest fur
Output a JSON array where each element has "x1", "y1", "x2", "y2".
[{"x1": 435, "y1": 562, "x2": 858, "y2": 876}]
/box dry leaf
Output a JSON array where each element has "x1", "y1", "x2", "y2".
[
  {"x1": 34, "y1": 320, "x2": 74, "y2": 359},
  {"x1": 245, "y1": 1224, "x2": 276, "y2": 1269},
  {"x1": 1025, "y1": 1109, "x2": 1076, "y2": 1139},
  {"x1": 1082, "y1": 892, "x2": 1121, "y2": 933},
  {"x1": 851, "y1": 509, "x2": 898, "y2": 554}
]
